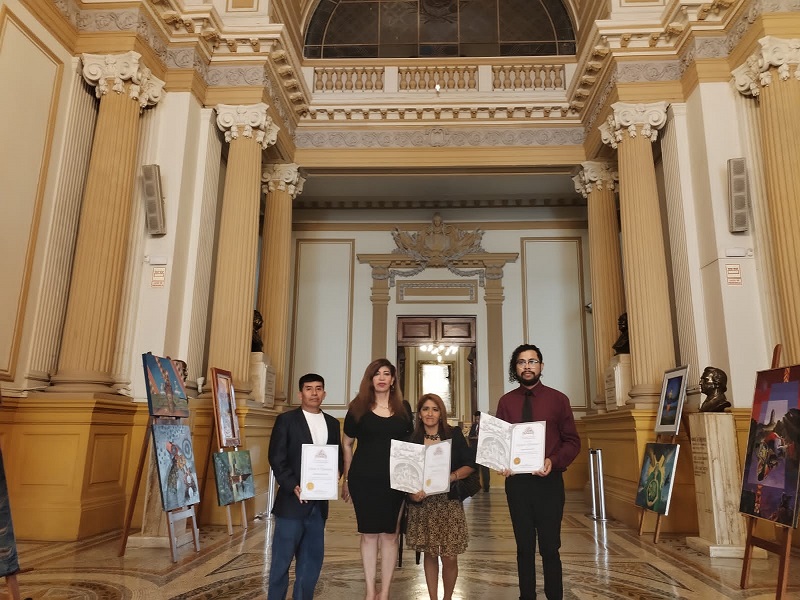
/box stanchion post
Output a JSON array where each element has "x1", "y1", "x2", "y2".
[
  {"x1": 595, "y1": 448, "x2": 607, "y2": 521},
  {"x1": 587, "y1": 448, "x2": 598, "y2": 519},
  {"x1": 267, "y1": 468, "x2": 277, "y2": 517}
]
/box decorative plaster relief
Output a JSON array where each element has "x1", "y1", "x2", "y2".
[
  {"x1": 397, "y1": 281, "x2": 479, "y2": 303},
  {"x1": 294, "y1": 127, "x2": 584, "y2": 149},
  {"x1": 616, "y1": 61, "x2": 682, "y2": 83},
  {"x1": 261, "y1": 163, "x2": 306, "y2": 198},
  {"x1": 599, "y1": 101, "x2": 668, "y2": 148}
]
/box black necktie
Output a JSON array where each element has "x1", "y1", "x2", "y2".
[{"x1": 522, "y1": 390, "x2": 532, "y2": 422}]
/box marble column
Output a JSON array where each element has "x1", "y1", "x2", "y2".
[
  {"x1": 50, "y1": 52, "x2": 164, "y2": 393},
  {"x1": 733, "y1": 36, "x2": 800, "y2": 364},
  {"x1": 574, "y1": 162, "x2": 625, "y2": 411},
  {"x1": 600, "y1": 102, "x2": 676, "y2": 406},
  {"x1": 208, "y1": 104, "x2": 279, "y2": 396},
  {"x1": 257, "y1": 163, "x2": 305, "y2": 403}
]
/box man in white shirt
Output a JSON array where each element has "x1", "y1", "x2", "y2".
[{"x1": 267, "y1": 374, "x2": 343, "y2": 600}]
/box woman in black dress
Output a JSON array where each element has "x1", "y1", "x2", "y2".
[
  {"x1": 343, "y1": 358, "x2": 412, "y2": 600},
  {"x1": 405, "y1": 394, "x2": 474, "y2": 600}
]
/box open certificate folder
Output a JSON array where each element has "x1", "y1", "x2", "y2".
[
  {"x1": 475, "y1": 412, "x2": 545, "y2": 473},
  {"x1": 389, "y1": 439, "x2": 452, "y2": 494},
  {"x1": 299, "y1": 444, "x2": 339, "y2": 500}
]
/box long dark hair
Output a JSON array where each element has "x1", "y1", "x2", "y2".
[
  {"x1": 410, "y1": 393, "x2": 452, "y2": 443},
  {"x1": 348, "y1": 358, "x2": 406, "y2": 422}
]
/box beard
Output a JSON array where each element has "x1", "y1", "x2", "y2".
[{"x1": 517, "y1": 371, "x2": 540, "y2": 386}]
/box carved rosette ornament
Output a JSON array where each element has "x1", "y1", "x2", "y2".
[
  {"x1": 81, "y1": 51, "x2": 164, "y2": 108},
  {"x1": 599, "y1": 102, "x2": 668, "y2": 149},
  {"x1": 572, "y1": 161, "x2": 619, "y2": 198},
  {"x1": 733, "y1": 36, "x2": 800, "y2": 97},
  {"x1": 215, "y1": 103, "x2": 280, "y2": 148},
  {"x1": 261, "y1": 163, "x2": 306, "y2": 198}
]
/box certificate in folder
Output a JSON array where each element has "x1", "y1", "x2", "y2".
[
  {"x1": 475, "y1": 412, "x2": 545, "y2": 473},
  {"x1": 300, "y1": 444, "x2": 339, "y2": 500},
  {"x1": 390, "y1": 439, "x2": 452, "y2": 494}
]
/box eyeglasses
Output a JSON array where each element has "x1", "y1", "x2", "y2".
[{"x1": 516, "y1": 359, "x2": 541, "y2": 367}]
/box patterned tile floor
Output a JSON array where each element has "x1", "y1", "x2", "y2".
[{"x1": 4, "y1": 491, "x2": 800, "y2": 599}]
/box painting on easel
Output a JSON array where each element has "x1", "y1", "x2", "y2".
[
  {"x1": 152, "y1": 424, "x2": 201, "y2": 511},
  {"x1": 654, "y1": 366, "x2": 689, "y2": 435},
  {"x1": 211, "y1": 368, "x2": 240, "y2": 448},
  {"x1": 212, "y1": 450, "x2": 256, "y2": 506},
  {"x1": 740, "y1": 366, "x2": 800, "y2": 526},
  {"x1": 143, "y1": 353, "x2": 190, "y2": 418},
  {"x1": 635, "y1": 443, "x2": 680, "y2": 515},
  {"x1": 0, "y1": 448, "x2": 19, "y2": 578}
]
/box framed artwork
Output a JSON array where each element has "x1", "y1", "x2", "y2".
[
  {"x1": 635, "y1": 443, "x2": 680, "y2": 515},
  {"x1": 152, "y1": 423, "x2": 201, "y2": 512},
  {"x1": 740, "y1": 366, "x2": 800, "y2": 527},
  {"x1": 212, "y1": 450, "x2": 256, "y2": 506},
  {"x1": 142, "y1": 353, "x2": 190, "y2": 418},
  {"x1": 211, "y1": 368, "x2": 240, "y2": 448},
  {"x1": 654, "y1": 365, "x2": 689, "y2": 435}
]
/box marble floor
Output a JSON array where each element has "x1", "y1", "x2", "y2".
[{"x1": 4, "y1": 490, "x2": 800, "y2": 599}]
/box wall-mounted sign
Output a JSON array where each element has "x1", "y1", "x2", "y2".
[
  {"x1": 725, "y1": 264, "x2": 742, "y2": 286},
  {"x1": 151, "y1": 266, "x2": 166, "y2": 288}
]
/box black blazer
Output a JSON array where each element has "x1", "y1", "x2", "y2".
[{"x1": 268, "y1": 407, "x2": 343, "y2": 520}]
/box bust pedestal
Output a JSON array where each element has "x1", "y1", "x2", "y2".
[
  {"x1": 604, "y1": 354, "x2": 631, "y2": 411},
  {"x1": 685, "y1": 413, "x2": 762, "y2": 558}
]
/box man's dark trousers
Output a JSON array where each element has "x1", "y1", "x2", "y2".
[{"x1": 505, "y1": 471, "x2": 565, "y2": 600}]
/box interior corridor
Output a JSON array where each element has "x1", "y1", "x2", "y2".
[{"x1": 5, "y1": 490, "x2": 799, "y2": 599}]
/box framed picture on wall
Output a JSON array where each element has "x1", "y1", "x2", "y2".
[
  {"x1": 654, "y1": 365, "x2": 689, "y2": 435},
  {"x1": 211, "y1": 367, "x2": 241, "y2": 448}
]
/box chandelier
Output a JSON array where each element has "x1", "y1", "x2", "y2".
[{"x1": 419, "y1": 344, "x2": 458, "y2": 363}]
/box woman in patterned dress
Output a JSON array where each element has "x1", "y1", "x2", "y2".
[{"x1": 405, "y1": 394, "x2": 475, "y2": 600}]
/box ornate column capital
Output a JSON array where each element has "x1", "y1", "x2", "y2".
[
  {"x1": 599, "y1": 101, "x2": 669, "y2": 149},
  {"x1": 733, "y1": 36, "x2": 800, "y2": 97},
  {"x1": 573, "y1": 161, "x2": 618, "y2": 198},
  {"x1": 261, "y1": 163, "x2": 306, "y2": 198},
  {"x1": 215, "y1": 103, "x2": 279, "y2": 149},
  {"x1": 81, "y1": 51, "x2": 164, "y2": 108}
]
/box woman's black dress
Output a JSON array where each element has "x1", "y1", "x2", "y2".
[{"x1": 345, "y1": 409, "x2": 413, "y2": 533}]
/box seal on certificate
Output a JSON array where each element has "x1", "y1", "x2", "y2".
[
  {"x1": 513, "y1": 457, "x2": 521, "y2": 465},
  {"x1": 306, "y1": 482, "x2": 315, "y2": 491}
]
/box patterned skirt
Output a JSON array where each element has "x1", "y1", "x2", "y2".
[{"x1": 405, "y1": 493, "x2": 468, "y2": 556}]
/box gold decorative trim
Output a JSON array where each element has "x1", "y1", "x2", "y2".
[
  {"x1": 396, "y1": 280, "x2": 479, "y2": 304},
  {"x1": 0, "y1": 7, "x2": 63, "y2": 381},
  {"x1": 293, "y1": 220, "x2": 588, "y2": 232}
]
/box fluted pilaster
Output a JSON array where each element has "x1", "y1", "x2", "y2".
[
  {"x1": 258, "y1": 162, "x2": 304, "y2": 402},
  {"x1": 733, "y1": 36, "x2": 800, "y2": 363},
  {"x1": 50, "y1": 52, "x2": 164, "y2": 393},
  {"x1": 208, "y1": 104, "x2": 279, "y2": 395},
  {"x1": 600, "y1": 102, "x2": 675, "y2": 405},
  {"x1": 574, "y1": 161, "x2": 625, "y2": 410}
]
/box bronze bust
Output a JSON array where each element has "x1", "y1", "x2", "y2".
[
  {"x1": 612, "y1": 312, "x2": 630, "y2": 355},
  {"x1": 699, "y1": 366, "x2": 731, "y2": 413},
  {"x1": 252, "y1": 309, "x2": 264, "y2": 353}
]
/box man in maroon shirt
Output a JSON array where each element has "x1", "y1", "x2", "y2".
[{"x1": 496, "y1": 344, "x2": 581, "y2": 600}]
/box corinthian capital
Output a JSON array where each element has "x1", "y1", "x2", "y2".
[
  {"x1": 573, "y1": 161, "x2": 618, "y2": 197},
  {"x1": 215, "y1": 103, "x2": 280, "y2": 149},
  {"x1": 81, "y1": 52, "x2": 164, "y2": 108},
  {"x1": 732, "y1": 36, "x2": 800, "y2": 97},
  {"x1": 599, "y1": 101, "x2": 669, "y2": 149},
  {"x1": 261, "y1": 163, "x2": 306, "y2": 198}
]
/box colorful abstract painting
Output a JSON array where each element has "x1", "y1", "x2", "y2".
[
  {"x1": 212, "y1": 450, "x2": 255, "y2": 506},
  {"x1": 152, "y1": 424, "x2": 201, "y2": 512},
  {"x1": 0, "y1": 448, "x2": 19, "y2": 577},
  {"x1": 654, "y1": 366, "x2": 688, "y2": 435},
  {"x1": 740, "y1": 366, "x2": 800, "y2": 527},
  {"x1": 143, "y1": 353, "x2": 190, "y2": 418},
  {"x1": 211, "y1": 368, "x2": 240, "y2": 448},
  {"x1": 635, "y1": 443, "x2": 680, "y2": 515}
]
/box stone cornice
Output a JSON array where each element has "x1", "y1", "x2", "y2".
[
  {"x1": 215, "y1": 103, "x2": 279, "y2": 148},
  {"x1": 573, "y1": 161, "x2": 619, "y2": 197},
  {"x1": 733, "y1": 36, "x2": 800, "y2": 96},
  {"x1": 294, "y1": 126, "x2": 585, "y2": 150},
  {"x1": 261, "y1": 163, "x2": 306, "y2": 198},
  {"x1": 599, "y1": 101, "x2": 669, "y2": 148},
  {"x1": 81, "y1": 51, "x2": 165, "y2": 107},
  {"x1": 293, "y1": 197, "x2": 586, "y2": 210}
]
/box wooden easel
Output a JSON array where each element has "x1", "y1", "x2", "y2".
[
  {"x1": 119, "y1": 415, "x2": 201, "y2": 562},
  {"x1": 740, "y1": 344, "x2": 794, "y2": 600},
  {"x1": 200, "y1": 425, "x2": 248, "y2": 536}
]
